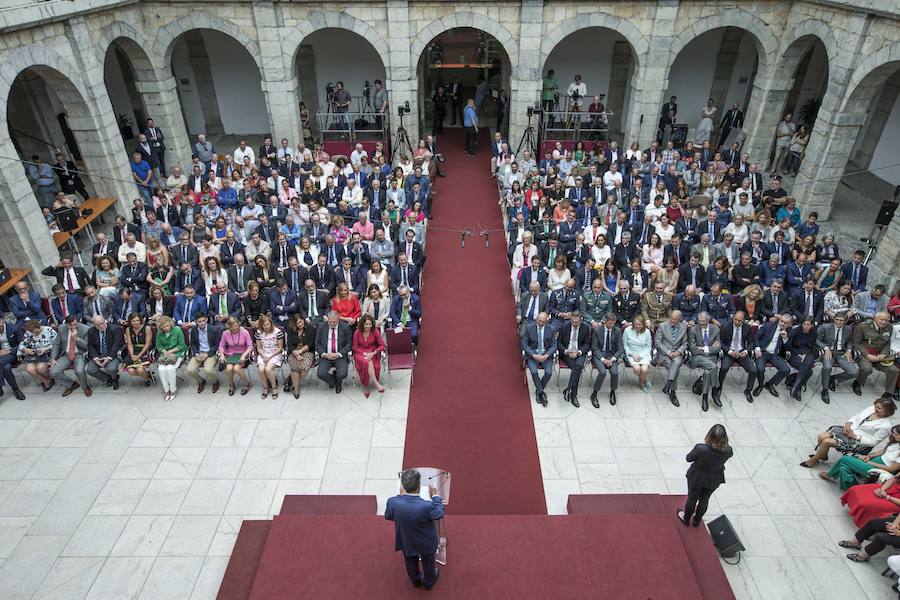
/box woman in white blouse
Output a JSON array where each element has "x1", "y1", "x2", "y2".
[
  {"x1": 582, "y1": 218, "x2": 604, "y2": 250},
  {"x1": 590, "y1": 233, "x2": 612, "y2": 268},
  {"x1": 641, "y1": 233, "x2": 665, "y2": 275},
  {"x1": 724, "y1": 214, "x2": 750, "y2": 246},
  {"x1": 801, "y1": 396, "x2": 896, "y2": 467},
  {"x1": 547, "y1": 255, "x2": 571, "y2": 291},
  {"x1": 511, "y1": 231, "x2": 539, "y2": 283},
  {"x1": 655, "y1": 214, "x2": 676, "y2": 245},
  {"x1": 361, "y1": 285, "x2": 390, "y2": 330},
  {"x1": 366, "y1": 260, "x2": 390, "y2": 296}
]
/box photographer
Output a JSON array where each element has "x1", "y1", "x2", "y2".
[
  {"x1": 373, "y1": 79, "x2": 388, "y2": 131},
  {"x1": 567, "y1": 75, "x2": 587, "y2": 112},
  {"x1": 332, "y1": 81, "x2": 352, "y2": 129},
  {"x1": 432, "y1": 85, "x2": 448, "y2": 135}
]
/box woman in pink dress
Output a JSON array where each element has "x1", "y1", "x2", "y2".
[{"x1": 352, "y1": 314, "x2": 385, "y2": 397}]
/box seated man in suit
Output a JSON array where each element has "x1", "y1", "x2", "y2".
[
  {"x1": 677, "y1": 253, "x2": 706, "y2": 292},
  {"x1": 791, "y1": 277, "x2": 824, "y2": 325},
  {"x1": 384, "y1": 469, "x2": 445, "y2": 591},
  {"x1": 9, "y1": 281, "x2": 47, "y2": 333},
  {"x1": 689, "y1": 311, "x2": 722, "y2": 411},
  {"x1": 390, "y1": 285, "x2": 422, "y2": 345},
  {"x1": 854, "y1": 284, "x2": 889, "y2": 321},
  {"x1": 113, "y1": 287, "x2": 145, "y2": 326},
  {"x1": 815, "y1": 312, "x2": 857, "y2": 403},
  {"x1": 173, "y1": 285, "x2": 203, "y2": 329},
  {"x1": 766, "y1": 230, "x2": 791, "y2": 267},
  {"x1": 208, "y1": 281, "x2": 242, "y2": 325},
  {"x1": 310, "y1": 254, "x2": 338, "y2": 297},
  {"x1": 842, "y1": 250, "x2": 869, "y2": 292},
  {"x1": 50, "y1": 314, "x2": 90, "y2": 397},
  {"x1": 119, "y1": 252, "x2": 150, "y2": 294},
  {"x1": 186, "y1": 312, "x2": 222, "y2": 394},
  {"x1": 90, "y1": 233, "x2": 119, "y2": 264},
  {"x1": 752, "y1": 314, "x2": 793, "y2": 397},
  {"x1": 315, "y1": 311, "x2": 352, "y2": 393},
  {"x1": 85, "y1": 314, "x2": 123, "y2": 389},
  {"x1": 517, "y1": 281, "x2": 548, "y2": 333},
  {"x1": 335, "y1": 256, "x2": 365, "y2": 298},
  {"x1": 49, "y1": 284, "x2": 84, "y2": 325},
  {"x1": 173, "y1": 261, "x2": 202, "y2": 296},
  {"x1": 557, "y1": 311, "x2": 591, "y2": 407},
  {"x1": 718, "y1": 311, "x2": 757, "y2": 403},
  {"x1": 521, "y1": 311, "x2": 555, "y2": 407},
  {"x1": 672, "y1": 285, "x2": 702, "y2": 326},
  {"x1": 391, "y1": 254, "x2": 420, "y2": 296},
  {"x1": 41, "y1": 255, "x2": 91, "y2": 294},
  {"x1": 269, "y1": 278, "x2": 298, "y2": 327},
  {"x1": 699, "y1": 282, "x2": 735, "y2": 328},
  {"x1": 785, "y1": 252, "x2": 814, "y2": 295},
  {"x1": 518, "y1": 255, "x2": 548, "y2": 295},
  {"x1": 227, "y1": 254, "x2": 254, "y2": 299},
  {"x1": 172, "y1": 233, "x2": 200, "y2": 269},
  {"x1": 298, "y1": 278, "x2": 329, "y2": 326},
  {"x1": 82, "y1": 285, "x2": 113, "y2": 324},
  {"x1": 654, "y1": 309, "x2": 688, "y2": 407},
  {"x1": 759, "y1": 278, "x2": 791, "y2": 322}
]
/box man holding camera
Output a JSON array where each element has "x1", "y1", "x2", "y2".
[{"x1": 566, "y1": 75, "x2": 587, "y2": 129}]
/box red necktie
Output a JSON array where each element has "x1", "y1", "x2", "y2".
[
  {"x1": 67, "y1": 333, "x2": 76, "y2": 362},
  {"x1": 331, "y1": 329, "x2": 337, "y2": 354},
  {"x1": 66, "y1": 271, "x2": 75, "y2": 292},
  {"x1": 60, "y1": 298, "x2": 67, "y2": 319}
]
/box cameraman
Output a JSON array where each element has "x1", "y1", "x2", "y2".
[
  {"x1": 373, "y1": 79, "x2": 388, "y2": 131},
  {"x1": 566, "y1": 75, "x2": 586, "y2": 112},
  {"x1": 333, "y1": 81, "x2": 352, "y2": 129}
]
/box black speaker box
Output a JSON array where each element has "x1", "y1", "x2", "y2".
[
  {"x1": 706, "y1": 514, "x2": 745, "y2": 558},
  {"x1": 875, "y1": 200, "x2": 899, "y2": 227}
]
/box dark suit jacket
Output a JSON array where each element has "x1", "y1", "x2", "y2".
[
  {"x1": 518, "y1": 267, "x2": 549, "y2": 293},
  {"x1": 10, "y1": 291, "x2": 46, "y2": 324},
  {"x1": 173, "y1": 269, "x2": 203, "y2": 295},
  {"x1": 384, "y1": 494, "x2": 445, "y2": 556},
  {"x1": 841, "y1": 262, "x2": 869, "y2": 291},
  {"x1": 696, "y1": 220, "x2": 723, "y2": 243},
  {"x1": 50, "y1": 294, "x2": 84, "y2": 324},
  {"x1": 41, "y1": 265, "x2": 92, "y2": 290},
  {"x1": 759, "y1": 290, "x2": 790, "y2": 320},
  {"x1": 720, "y1": 321, "x2": 753, "y2": 353},
  {"x1": 686, "y1": 443, "x2": 733, "y2": 489},
  {"x1": 172, "y1": 244, "x2": 200, "y2": 268},
  {"x1": 321, "y1": 243, "x2": 347, "y2": 268},
  {"x1": 219, "y1": 241, "x2": 245, "y2": 267},
  {"x1": 390, "y1": 263, "x2": 420, "y2": 294},
  {"x1": 189, "y1": 324, "x2": 223, "y2": 356},
  {"x1": 112, "y1": 294, "x2": 146, "y2": 322},
  {"x1": 517, "y1": 292, "x2": 549, "y2": 322},
  {"x1": 315, "y1": 322, "x2": 352, "y2": 356},
  {"x1": 790, "y1": 289, "x2": 824, "y2": 323},
  {"x1": 664, "y1": 243, "x2": 690, "y2": 267},
  {"x1": 119, "y1": 262, "x2": 149, "y2": 291},
  {"x1": 591, "y1": 324, "x2": 624, "y2": 359},
  {"x1": 390, "y1": 294, "x2": 422, "y2": 326},
  {"x1": 677, "y1": 264, "x2": 706, "y2": 292},
  {"x1": 785, "y1": 263, "x2": 814, "y2": 292},
  {"x1": 207, "y1": 291, "x2": 242, "y2": 321},
  {"x1": 630, "y1": 222, "x2": 656, "y2": 246},
  {"x1": 753, "y1": 321, "x2": 786, "y2": 354},
  {"x1": 612, "y1": 242, "x2": 639, "y2": 269},
  {"x1": 91, "y1": 241, "x2": 120, "y2": 261},
  {"x1": 556, "y1": 322, "x2": 591, "y2": 357},
  {"x1": 298, "y1": 289, "x2": 329, "y2": 319},
  {"x1": 87, "y1": 326, "x2": 124, "y2": 360},
  {"x1": 145, "y1": 295, "x2": 175, "y2": 318},
  {"x1": 112, "y1": 224, "x2": 141, "y2": 246},
  {"x1": 269, "y1": 288, "x2": 298, "y2": 323},
  {"x1": 521, "y1": 322, "x2": 556, "y2": 356},
  {"x1": 226, "y1": 264, "x2": 255, "y2": 293},
  {"x1": 766, "y1": 242, "x2": 792, "y2": 265},
  {"x1": 673, "y1": 293, "x2": 702, "y2": 322},
  {"x1": 155, "y1": 205, "x2": 181, "y2": 227},
  {"x1": 309, "y1": 264, "x2": 338, "y2": 296}
]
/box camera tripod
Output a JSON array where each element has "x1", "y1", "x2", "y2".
[
  {"x1": 392, "y1": 110, "x2": 413, "y2": 156},
  {"x1": 516, "y1": 112, "x2": 537, "y2": 158}
]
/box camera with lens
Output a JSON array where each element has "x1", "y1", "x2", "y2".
[
  {"x1": 325, "y1": 82, "x2": 335, "y2": 100},
  {"x1": 398, "y1": 101, "x2": 410, "y2": 117},
  {"x1": 363, "y1": 80, "x2": 371, "y2": 100},
  {"x1": 569, "y1": 89, "x2": 582, "y2": 103}
]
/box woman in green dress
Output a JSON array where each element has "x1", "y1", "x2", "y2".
[{"x1": 821, "y1": 425, "x2": 900, "y2": 490}]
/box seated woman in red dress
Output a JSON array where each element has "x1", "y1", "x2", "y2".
[
  {"x1": 840, "y1": 473, "x2": 900, "y2": 527},
  {"x1": 352, "y1": 314, "x2": 385, "y2": 397},
  {"x1": 331, "y1": 282, "x2": 362, "y2": 327}
]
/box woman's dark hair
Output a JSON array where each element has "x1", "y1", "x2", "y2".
[
  {"x1": 876, "y1": 395, "x2": 897, "y2": 417},
  {"x1": 705, "y1": 424, "x2": 729, "y2": 451},
  {"x1": 358, "y1": 314, "x2": 376, "y2": 332},
  {"x1": 289, "y1": 313, "x2": 304, "y2": 333},
  {"x1": 888, "y1": 425, "x2": 900, "y2": 447}
]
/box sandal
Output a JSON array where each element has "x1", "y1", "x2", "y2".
[
  {"x1": 675, "y1": 508, "x2": 688, "y2": 526},
  {"x1": 241, "y1": 385, "x2": 250, "y2": 396},
  {"x1": 846, "y1": 553, "x2": 869, "y2": 562},
  {"x1": 819, "y1": 472, "x2": 834, "y2": 482},
  {"x1": 839, "y1": 540, "x2": 862, "y2": 549},
  {"x1": 272, "y1": 391, "x2": 278, "y2": 400},
  {"x1": 262, "y1": 387, "x2": 269, "y2": 399},
  {"x1": 799, "y1": 460, "x2": 816, "y2": 468},
  {"x1": 228, "y1": 384, "x2": 236, "y2": 396}
]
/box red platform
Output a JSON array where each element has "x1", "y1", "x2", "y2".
[{"x1": 217, "y1": 494, "x2": 735, "y2": 600}]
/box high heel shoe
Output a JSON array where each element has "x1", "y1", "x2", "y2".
[
  {"x1": 377, "y1": 385, "x2": 385, "y2": 393},
  {"x1": 228, "y1": 384, "x2": 236, "y2": 396},
  {"x1": 262, "y1": 387, "x2": 269, "y2": 399}
]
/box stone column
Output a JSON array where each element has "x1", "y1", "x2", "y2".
[
  {"x1": 184, "y1": 31, "x2": 224, "y2": 137},
  {"x1": 64, "y1": 17, "x2": 137, "y2": 213},
  {"x1": 606, "y1": 41, "x2": 632, "y2": 139},
  {"x1": 254, "y1": 1, "x2": 302, "y2": 145},
  {"x1": 295, "y1": 45, "x2": 321, "y2": 140},
  {"x1": 387, "y1": 0, "x2": 418, "y2": 146},
  {"x1": 134, "y1": 76, "x2": 192, "y2": 171},
  {"x1": 508, "y1": 0, "x2": 543, "y2": 156},
  {"x1": 741, "y1": 75, "x2": 794, "y2": 167},
  {"x1": 622, "y1": 2, "x2": 678, "y2": 148},
  {"x1": 850, "y1": 71, "x2": 900, "y2": 169},
  {"x1": 0, "y1": 138, "x2": 63, "y2": 292}
]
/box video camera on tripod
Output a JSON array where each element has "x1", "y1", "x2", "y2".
[{"x1": 363, "y1": 80, "x2": 372, "y2": 101}]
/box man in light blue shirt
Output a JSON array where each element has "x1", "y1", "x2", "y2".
[
  {"x1": 28, "y1": 155, "x2": 57, "y2": 208},
  {"x1": 463, "y1": 99, "x2": 479, "y2": 156}
]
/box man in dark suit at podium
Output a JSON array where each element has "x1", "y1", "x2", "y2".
[{"x1": 385, "y1": 469, "x2": 445, "y2": 590}]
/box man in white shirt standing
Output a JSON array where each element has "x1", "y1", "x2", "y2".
[
  {"x1": 602, "y1": 163, "x2": 622, "y2": 193},
  {"x1": 233, "y1": 140, "x2": 255, "y2": 167}
]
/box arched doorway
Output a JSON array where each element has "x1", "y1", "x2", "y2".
[
  {"x1": 542, "y1": 27, "x2": 636, "y2": 142},
  {"x1": 103, "y1": 39, "x2": 152, "y2": 144},
  {"x1": 293, "y1": 28, "x2": 387, "y2": 144},
  {"x1": 169, "y1": 29, "x2": 267, "y2": 146},
  {"x1": 666, "y1": 27, "x2": 761, "y2": 148},
  {"x1": 7, "y1": 66, "x2": 97, "y2": 207},
  {"x1": 416, "y1": 28, "x2": 511, "y2": 140}
]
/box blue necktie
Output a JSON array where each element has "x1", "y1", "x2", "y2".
[{"x1": 99, "y1": 332, "x2": 106, "y2": 356}]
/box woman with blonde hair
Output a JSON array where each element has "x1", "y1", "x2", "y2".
[
  {"x1": 154, "y1": 315, "x2": 186, "y2": 402},
  {"x1": 677, "y1": 424, "x2": 732, "y2": 527},
  {"x1": 255, "y1": 314, "x2": 285, "y2": 399}
]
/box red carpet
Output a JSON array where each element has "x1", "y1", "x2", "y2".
[
  {"x1": 401, "y1": 129, "x2": 546, "y2": 515},
  {"x1": 216, "y1": 520, "x2": 270, "y2": 600},
  {"x1": 248, "y1": 514, "x2": 704, "y2": 600}
]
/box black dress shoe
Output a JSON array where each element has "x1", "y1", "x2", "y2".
[
  {"x1": 829, "y1": 375, "x2": 837, "y2": 392},
  {"x1": 571, "y1": 395, "x2": 580, "y2": 408},
  {"x1": 670, "y1": 391, "x2": 680, "y2": 407},
  {"x1": 712, "y1": 390, "x2": 722, "y2": 408},
  {"x1": 535, "y1": 392, "x2": 544, "y2": 406},
  {"x1": 701, "y1": 395, "x2": 709, "y2": 412},
  {"x1": 744, "y1": 389, "x2": 754, "y2": 403},
  {"x1": 764, "y1": 383, "x2": 779, "y2": 397},
  {"x1": 790, "y1": 387, "x2": 802, "y2": 401},
  {"x1": 539, "y1": 391, "x2": 548, "y2": 406},
  {"x1": 424, "y1": 568, "x2": 439, "y2": 590},
  {"x1": 662, "y1": 382, "x2": 670, "y2": 395},
  {"x1": 821, "y1": 389, "x2": 830, "y2": 404},
  {"x1": 852, "y1": 381, "x2": 862, "y2": 396},
  {"x1": 335, "y1": 381, "x2": 342, "y2": 394},
  {"x1": 13, "y1": 388, "x2": 25, "y2": 401},
  {"x1": 609, "y1": 392, "x2": 617, "y2": 406},
  {"x1": 562, "y1": 388, "x2": 570, "y2": 403},
  {"x1": 413, "y1": 578, "x2": 422, "y2": 589},
  {"x1": 112, "y1": 376, "x2": 120, "y2": 391},
  {"x1": 785, "y1": 373, "x2": 797, "y2": 389},
  {"x1": 590, "y1": 391, "x2": 599, "y2": 408},
  {"x1": 105, "y1": 377, "x2": 113, "y2": 387},
  {"x1": 752, "y1": 385, "x2": 763, "y2": 397}
]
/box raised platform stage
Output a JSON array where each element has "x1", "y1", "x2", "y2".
[{"x1": 216, "y1": 494, "x2": 735, "y2": 600}]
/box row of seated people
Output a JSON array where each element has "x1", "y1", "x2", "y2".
[
  {"x1": 520, "y1": 306, "x2": 895, "y2": 411},
  {"x1": 1, "y1": 308, "x2": 391, "y2": 403}
]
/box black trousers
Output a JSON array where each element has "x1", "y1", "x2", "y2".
[
  {"x1": 62, "y1": 181, "x2": 90, "y2": 200},
  {"x1": 465, "y1": 126, "x2": 477, "y2": 155},
  {"x1": 0, "y1": 354, "x2": 19, "y2": 391},
  {"x1": 432, "y1": 111, "x2": 445, "y2": 135},
  {"x1": 152, "y1": 150, "x2": 167, "y2": 177},
  {"x1": 450, "y1": 100, "x2": 462, "y2": 124},
  {"x1": 787, "y1": 353, "x2": 816, "y2": 389},
  {"x1": 404, "y1": 552, "x2": 437, "y2": 587},
  {"x1": 683, "y1": 484, "x2": 716, "y2": 524},
  {"x1": 316, "y1": 357, "x2": 348, "y2": 385},
  {"x1": 719, "y1": 354, "x2": 757, "y2": 390},
  {"x1": 755, "y1": 352, "x2": 790, "y2": 387},
  {"x1": 855, "y1": 517, "x2": 900, "y2": 556},
  {"x1": 561, "y1": 353, "x2": 586, "y2": 392}
]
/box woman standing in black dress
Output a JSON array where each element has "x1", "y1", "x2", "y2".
[{"x1": 678, "y1": 424, "x2": 733, "y2": 527}]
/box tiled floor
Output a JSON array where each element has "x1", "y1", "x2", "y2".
[
  {"x1": 0, "y1": 370, "x2": 409, "y2": 600},
  {"x1": 529, "y1": 366, "x2": 900, "y2": 599}
]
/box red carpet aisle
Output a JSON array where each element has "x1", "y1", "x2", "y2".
[{"x1": 401, "y1": 129, "x2": 547, "y2": 514}]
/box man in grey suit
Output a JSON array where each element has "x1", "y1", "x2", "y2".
[
  {"x1": 590, "y1": 312, "x2": 624, "y2": 407},
  {"x1": 521, "y1": 312, "x2": 555, "y2": 407},
  {"x1": 50, "y1": 315, "x2": 91, "y2": 397},
  {"x1": 815, "y1": 312, "x2": 858, "y2": 403},
  {"x1": 854, "y1": 285, "x2": 889, "y2": 321},
  {"x1": 654, "y1": 310, "x2": 688, "y2": 407},
  {"x1": 82, "y1": 286, "x2": 113, "y2": 324},
  {"x1": 713, "y1": 232, "x2": 741, "y2": 266},
  {"x1": 517, "y1": 282, "x2": 548, "y2": 333},
  {"x1": 689, "y1": 311, "x2": 721, "y2": 411}
]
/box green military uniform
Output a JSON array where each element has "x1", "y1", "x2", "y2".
[
  {"x1": 852, "y1": 319, "x2": 898, "y2": 393},
  {"x1": 581, "y1": 289, "x2": 612, "y2": 325},
  {"x1": 641, "y1": 291, "x2": 673, "y2": 327}
]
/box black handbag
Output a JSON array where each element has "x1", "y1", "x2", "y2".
[{"x1": 692, "y1": 377, "x2": 703, "y2": 396}]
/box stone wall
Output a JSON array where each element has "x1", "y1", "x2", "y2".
[{"x1": 0, "y1": 0, "x2": 898, "y2": 287}]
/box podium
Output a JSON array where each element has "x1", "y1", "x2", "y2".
[{"x1": 407, "y1": 466, "x2": 450, "y2": 565}]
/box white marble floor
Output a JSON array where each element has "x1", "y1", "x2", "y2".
[
  {"x1": 0, "y1": 369, "x2": 409, "y2": 600},
  {"x1": 530, "y1": 366, "x2": 900, "y2": 600}
]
